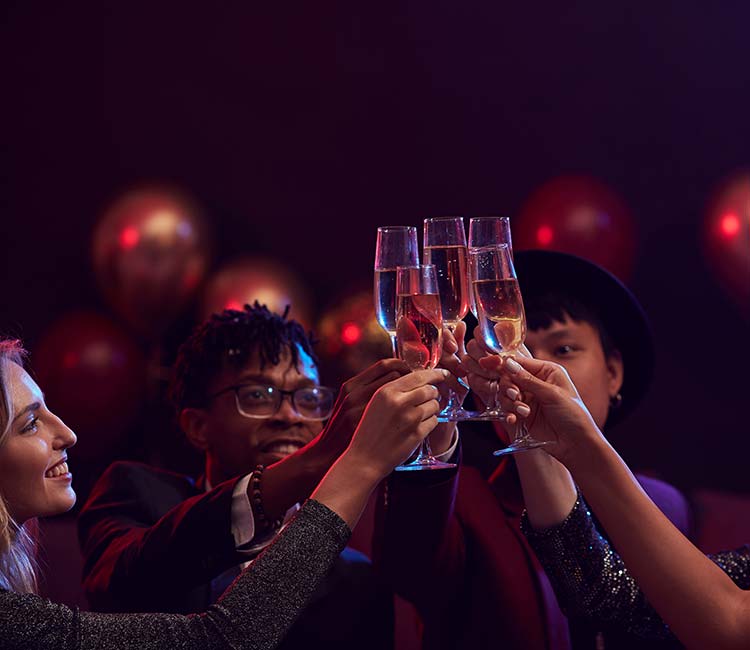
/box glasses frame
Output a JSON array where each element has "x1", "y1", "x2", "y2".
[{"x1": 210, "y1": 383, "x2": 337, "y2": 421}]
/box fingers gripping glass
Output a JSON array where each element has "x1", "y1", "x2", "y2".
[
  {"x1": 469, "y1": 244, "x2": 551, "y2": 456},
  {"x1": 211, "y1": 384, "x2": 337, "y2": 421}
]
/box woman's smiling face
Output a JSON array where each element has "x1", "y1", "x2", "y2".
[{"x1": 0, "y1": 361, "x2": 77, "y2": 523}]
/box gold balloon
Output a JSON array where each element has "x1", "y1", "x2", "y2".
[
  {"x1": 92, "y1": 188, "x2": 212, "y2": 338},
  {"x1": 201, "y1": 257, "x2": 313, "y2": 328},
  {"x1": 316, "y1": 290, "x2": 392, "y2": 385}
]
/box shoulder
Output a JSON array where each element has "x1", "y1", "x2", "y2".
[
  {"x1": 79, "y1": 462, "x2": 199, "y2": 520},
  {"x1": 91, "y1": 461, "x2": 196, "y2": 495},
  {"x1": 636, "y1": 473, "x2": 692, "y2": 533}
]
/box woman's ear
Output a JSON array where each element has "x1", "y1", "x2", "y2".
[{"x1": 180, "y1": 408, "x2": 210, "y2": 452}]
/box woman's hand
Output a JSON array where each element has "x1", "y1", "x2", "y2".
[
  {"x1": 312, "y1": 358, "x2": 411, "y2": 460},
  {"x1": 344, "y1": 368, "x2": 447, "y2": 480},
  {"x1": 485, "y1": 353, "x2": 602, "y2": 468}
]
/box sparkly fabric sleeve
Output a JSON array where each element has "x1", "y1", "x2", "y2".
[
  {"x1": 0, "y1": 498, "x2": 350, "y2": 650},
  {"x1": 522, "y1": 495, "x2": 750, "y2": 640}
]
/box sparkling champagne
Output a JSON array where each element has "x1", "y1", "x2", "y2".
[
  {"x1": 423, "y1": 245, "x2": 470, "y2": 326},
  {"x1": 472, "y1": 278, "x2": 526, "y2": 353},
  {"x1": 396, "y1": 293, "x2": 443, "y2": 369},
  {"x1": 374, "y1": 269, "x2": 398, "y2": 334}
]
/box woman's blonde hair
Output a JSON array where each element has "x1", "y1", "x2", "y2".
[{"x1": 0, "y1": 339, "x2": 39, "y2": 593}]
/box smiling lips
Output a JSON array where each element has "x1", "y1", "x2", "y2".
[
  {"x1": 45, "y1": 458, "x2": 70, "y2": 478},
  {"x1": 261, "y1": 439, "x2": 306, "y2": 457}
]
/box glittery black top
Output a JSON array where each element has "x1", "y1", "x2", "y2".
[
  {"x1": 522, "y1": 495, "x2": 750, "y2": 641},
  {"x1": 1, "y1": 499, "x2": 350, "y2": 650}
]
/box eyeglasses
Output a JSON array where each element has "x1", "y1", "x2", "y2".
[{"x1": 210, "y1": 383, "x2": 337, "y2": 421}]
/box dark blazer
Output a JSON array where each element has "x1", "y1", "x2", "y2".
[
  {"x1": 78, "y1": 461, "x2": 394, "y2": 650},
  {"x1": 375, "y1": 451, "x2": 691, "y2": 650}
]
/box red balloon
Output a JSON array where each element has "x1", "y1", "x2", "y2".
[
  {"x1": 516, "y1": 175, "x2": 637, "y2": 280},
  {"x1": 33, "y1": 312, "x2": 147, "y2": 461},
  {"x1": 703, "y1": 172, "x2": 750, "y2": 316},
  {"x1": 92, "y1": 187, "x2": 212, "y2": 339},
  {"x1": 201, "y1": 257, "x2": 313, "y2": 328}
]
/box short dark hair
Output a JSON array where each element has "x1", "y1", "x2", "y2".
[
  {"x1": 170, "y1": 302, "x2": 318, "y2": 413},
  {"x1": 525, "y1": 292, "x2": 616, "y2": 359}
]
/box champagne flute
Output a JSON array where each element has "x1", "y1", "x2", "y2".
[
  {"x1": 423, "y1": 216, "x2": 477, "y2": 421},
  {"x1": 374, "y1": 226, "x2": 419, "y2": 356},
  {"x1": 394, "y1": 264, "x2": 456, "y2": 471},
  {"x1": 470, "y1": 245, "x2": 552, "y2": 455},
  {"x1": 467, "y1": 217, "x2": 513, "y2": 317},
  {"x1": 465, "y1": 217, "x2": 513, "y2": 419}
]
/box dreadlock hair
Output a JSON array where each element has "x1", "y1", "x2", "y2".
[
  {"x1": 0, "y1": 339, "x2": 39, "y2": 594},
  {"x1": 170, "y1": 302, "x2": 319, "y2": 414},
  {"x1": 524, "y1": 291, "x2": 616, "y2": 359}
]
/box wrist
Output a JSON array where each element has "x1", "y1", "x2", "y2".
[
  {"x1": 565, "y1": 423, "x2": 612, "y2": 476},
  {"x1": 334, "y1": 448, "x2": 386, "y2": 491},
  {"x1": 297, "y1": 435, "x2": 339, "y2": 482},
  {"x1": 428, "y1": 422, "x2": 457, "y2": 456}
]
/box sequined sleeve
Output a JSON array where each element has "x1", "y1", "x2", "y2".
[
  {"x1": 522, "y1": 495, "x2": 750, "y2": 640},
  {"x1": 0, "y1": 498, "x2": 350, "y2": 650}
]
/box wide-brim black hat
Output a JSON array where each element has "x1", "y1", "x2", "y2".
[{"x1": 513, "y1": 250, "x2": 654, "y2": 427}]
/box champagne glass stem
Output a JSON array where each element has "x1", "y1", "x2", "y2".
[
  {"x1": 389, "y1": 333, "x2": 398, "y2": 358},
  {"x1": 413, "y1": 438, "x2": 434, "y2": 465}
]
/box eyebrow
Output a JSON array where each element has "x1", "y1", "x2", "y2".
[
  {"x1": 234, "y1": 374, "x2": 317, "y2": 387},
  {"x1": 13, "y1": 402, "x2": 41, "y2": 425},
  {"x1": 534, "y1": 327, "x2": 581, "y2": 343}
]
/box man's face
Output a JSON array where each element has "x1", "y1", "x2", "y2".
[
  {"x1": 525, "y1": 314, "x2": 623, "y2": 429},
  {"x1": 199, "y1": 345, "x2": 324, "y2": 480}
]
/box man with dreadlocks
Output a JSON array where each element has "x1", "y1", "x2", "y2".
[{"x1": 78, "y1": 303, "x2": 405, "y2": 649}]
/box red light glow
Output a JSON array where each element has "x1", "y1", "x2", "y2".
[
  {"x1": 341, "y1": 322, "x2": 362, "y2": 345},
  {"x1": 720, "y1": 213, "x2": 741, "y2": 238},
  {"x1": 224, "y1": 300, "x2": 243, "y2": 311},
  {"x1": 63, "y1": 352, "x2": 78, "y2": 369},
  {"x1": 536, "y1": 225, "x2": 554, "y2": 246},
  {"x1": 119, "y1": 227, "x2": 140, "y2": 250}
]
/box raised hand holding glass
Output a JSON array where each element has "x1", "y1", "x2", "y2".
[{"x1": 470, "y1": 245, "x2": 552, "y2": 455}]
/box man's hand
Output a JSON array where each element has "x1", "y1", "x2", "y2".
[
  {"x1": 312, "y1": 358, "x2": 412, "y2": 463},
  {"x1": 261, "y1": 358, "x2": 411, "y2": 522},
  {"x1": 459, "y1": 325, "x2": 501, "y2": 407}
]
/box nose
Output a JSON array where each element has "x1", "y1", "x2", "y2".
[
  {"x1": 270, "y1": 393, "x2": 304, "y2": 423},
  {"x1": 50, "y1": 412, "x2": 77, "y2": 450}
]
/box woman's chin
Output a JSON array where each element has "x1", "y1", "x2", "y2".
[{"x1": 48, "y1": 490, "x2": 77, "y2": 517}]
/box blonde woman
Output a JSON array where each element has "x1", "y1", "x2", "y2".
[{"x1": 0, "y1": 338, "x2": 447, "y2": 649}]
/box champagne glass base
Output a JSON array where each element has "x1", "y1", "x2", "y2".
[
  {"x1": 460, "y1": 409, "x2": 506, "y2": 422},
  {"x1": 437, "y1": 406, "x2": 485, "y2": 422},
  {"x1": 493, "y1": 437, "x2": 554, "y2": 457},
  {"x1": 394, "y1": 459, "x2": 457, "y2": 472}
]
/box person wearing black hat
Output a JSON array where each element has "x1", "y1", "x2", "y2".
[
  {"x1": 374, "y1": 250, "x2": 691, "y2": 650},
  {"x1": 488, "y1": 342, "x2": 750, "y2": 648}
]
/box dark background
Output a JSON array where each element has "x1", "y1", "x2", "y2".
[{"x1": 2, "y1": 2, "x2": 749, "y2": 495}]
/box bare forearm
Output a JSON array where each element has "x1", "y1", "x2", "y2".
[
  {"x1": 571, "y1": 437, "x2": 750, "y2": 649},
  {"x1": 311, "y1": 453, "x2": 381, "y2": 530},
  {"x1": 515, "y1": 449, "x2": 578, "y2": 530}
]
